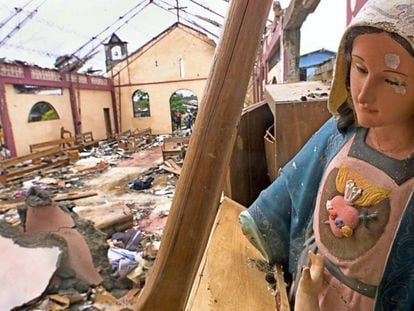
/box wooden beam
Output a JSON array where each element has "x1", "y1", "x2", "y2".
[
  {"x1": 53, "y1": 190, "x2": 98, "y2": 201},
  {"x1": 134, "y1": 0, "x2": 272, "y2": 309}
]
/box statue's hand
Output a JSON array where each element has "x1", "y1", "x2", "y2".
[{"x1": 294, "y1": 251, "x2": 324, "y2": 311}]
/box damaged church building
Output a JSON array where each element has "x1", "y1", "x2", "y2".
[
  {"x1": 0, "y1": 20, "x2": 216, "y2": 310},
  {"x1": 0, "y1": 0, "x2": 379, "y2": 310},
  {"x1": 0, "y1": 22, "x2": 215, "y2": 157}
]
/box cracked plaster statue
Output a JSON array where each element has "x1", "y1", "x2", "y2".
[{"x1": 240, "y1": 1, "x2": 414, "y2": 310}]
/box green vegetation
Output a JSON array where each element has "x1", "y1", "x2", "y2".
[
  {"x1": 132, "y1": 89, "x2": 150, "y2": 117},
  {"x1": 41, "y1": 109, "x2": 59, "y2": 121},
  {"x1": 170, "y1": 93, "x2": 187, "y2": 113},
  {"x1": 170, "y1": 91, "x2": 197, "y2": 113}
]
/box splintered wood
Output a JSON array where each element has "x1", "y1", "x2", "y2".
[
  {"x1": 160, "y1": 159, "x2": 182, "y2": 175},
  {"x1": 187, "y1": 197, "x2": 276, "y2": 310},
  {"x1": 53, "y1": 190, "x2": 98, "y2": 201}
]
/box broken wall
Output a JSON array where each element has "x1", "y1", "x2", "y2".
[{"x1": 0, "y1": 62, "x2": 116, "y2": 157}]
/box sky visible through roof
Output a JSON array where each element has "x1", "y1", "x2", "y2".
[{"x1": 0, "y1": 0, "x2": 345, "y2": 75}]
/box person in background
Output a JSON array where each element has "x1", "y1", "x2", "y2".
[
  {"x1": 0, "y1": 144, "x2": 10, "y2": 160},
  {"x1": 240, "y1": 1, "x2": 414, "y2": 310},
  {"x1": 174, "y1": 110, "x2": 182, "y2": 131},
  {"x1": 185, "y1": 111, "x2": 193, "y2": 131}
]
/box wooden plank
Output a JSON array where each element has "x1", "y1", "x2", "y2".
[
  {"x1": 5, "y1": 158, "x2": 69, "y2": 179},
  {"x1": 30, "y1": 137, "x2": 76, "y2": 153},
  {"x1": 264, "y1": 81, "x2": 330, "y2": 105},
  {"x1": 53, "y1": 191, "x2": 98, "y2": 201},
  {"x1": 6, "y1": 162, "x2": 52, "y2": 178},
  {"x1": 274, "y1": 264, "x2": 291, "y2": 311},
  {"x1": 73, "y1": 201, "x2": 133, "y2": 231},
  {"x1": 0, "y1": 202, "x2": 23, "y2": 212},
  {"x1": 160, "y1": 164, "x2": 181, "y2": 176},
  {"x1": 162, "y1": 137, "x2": 190, "y2": 153},
  {"x1": 163, "y1": 161, "x2": 173, "y2": 168},
  {"x1": 167, "y1": 159, "x2": 181, "y2": 172},
  {"x1": 273, "y1": 100, "x2": 330, "y2": 172},
  {"x1": 263, "y1": 82, "x2": 331, "y2": 174},
  {"x1": 187, "y1": 197, "x2": 276, "y2": 310},
  {"x1": 76, "y1": 132, "x2": 99, "y2": 149},
  {"x1": 0, "y1": 147, "x2": 62, "y2": 169},
  {"x1": 134, "y1": 1, "x2": 272, "y2": 309},
  {"x1": 133, "y1": 127, "x2": 151, "y2": 138},
  {"x1": 5, "y1": 159, "x2": 69, "y2": 183}
]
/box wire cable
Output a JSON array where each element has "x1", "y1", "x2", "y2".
[
  {"x1": 0, "y1": 0, "x2": 47, "y2": 48},
  {"x1": 188, "y1": 0, "x2": 225, "y2": 19},
  {"x1": 0, "y1": 0, "x2": 37, "y2": 30},
  {"x1": 68, "y1": 0, "x2": 148, "y2": 58},
  {"x1": 154, "y1": 0, "x2": 219, "y2": 38}
]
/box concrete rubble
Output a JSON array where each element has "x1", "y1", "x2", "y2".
[
  {"x1": 0, "y1": 132, "x2": 189, "y2": 310},
  {"x1": 0, "y1": 226, "x2": 63, "y2": 311}
]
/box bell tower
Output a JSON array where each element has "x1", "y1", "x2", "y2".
[{"x1": 104, "y1": 33, "x2": 128, "y2": 72}]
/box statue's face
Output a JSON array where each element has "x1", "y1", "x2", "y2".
[{"x1": 350, "y1": 32, "x2": 414, "y2": 129}]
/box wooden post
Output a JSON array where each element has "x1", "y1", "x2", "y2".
[{"x1": 135, "y1": 1, "x2": 272, "y2": 310}]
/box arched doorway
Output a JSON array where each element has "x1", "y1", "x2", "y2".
[{"x1": 169, "y1": 89, "x2": 198, "y2": 133}]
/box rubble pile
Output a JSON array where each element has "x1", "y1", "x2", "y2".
[
  {"x1": 0, "y1": 133, "x2": 188, "y2": 310},
  {"x1": 299, "y1": 87, "x2": 329, "y2": 101}
]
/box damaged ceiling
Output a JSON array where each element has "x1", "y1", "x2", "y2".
[
  {"x1": 0, "y1": 0, "x2": 232, "y2": 74},
  {"x1": 0, "y1": 0, "x2": 344, "y2": 75}
]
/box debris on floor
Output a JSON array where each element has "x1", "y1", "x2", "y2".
[
  {"x1": 73, "y1": 201, "x2": 134, "y2": 235},
  {"x1": 129, "y1": 176, "x2": 154, "y2": 190},
  {"x1": 0, "y1": 132, "x2": 189, "y2": 309},
  {"x1": 0, "y1": 225, "x2": 63, "y2": 311}
]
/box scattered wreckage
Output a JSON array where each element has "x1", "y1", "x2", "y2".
[{"x1": 0, "y1": 130, "x2": 187, "y2": 310}]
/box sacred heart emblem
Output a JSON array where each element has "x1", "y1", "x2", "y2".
[{"x1": 326, "y1": 180, "x2": 362, "y2": 238}]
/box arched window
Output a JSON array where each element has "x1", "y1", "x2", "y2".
[
  {"x1": 132, "y1": 89, "x2": 150, "y2": 117},
  {"x1": 28, "y1": 101, "x2": 59, "y2": 123}
]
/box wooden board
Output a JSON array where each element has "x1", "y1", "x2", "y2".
[
  {"x1": 272, "y1": 100, "x2": 330, "y2": 172},
  {"x1": 134, "y1": 2, "x2": 272, "y2": 309},
  {"x1": 73, "y1": 201, "x2": 133, "y2": 230},
  {"x1": 0, "y1": 201, "x2": 24, "y2": 212},
  {"x1": 53, "y1": 190, "x2": 98, "y2": 201},
  {"x1": 4, "y1": 158, "x2": 69, "y2": 183},
  {"x1": 187, "y1": 197, "x2": 275, "y2": 310},
  {"x1": 30, "y1": 137, "x2": 77, "y2": 153},
  {"x1": 263, "y1": 82, "x2": 331, "y2": 174},
  {"x1": 166, "y1": 159, "x2": 181, "y2": 172},
  {"x1": 160, "y1": 164, "x2": 181, "y2": 175},
  {"x1": 264, "y1": 81, "x2": 330, "y2": 108},
  {"x1": 0, "y1": 147, "x2": 63, "y2": 169}
]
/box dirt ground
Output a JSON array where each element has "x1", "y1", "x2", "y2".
[{"x1": 77, "y1": 147, "x2": 174, "y2": 213}]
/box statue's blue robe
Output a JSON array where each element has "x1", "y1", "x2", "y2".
[{"x1": 244, "y1": 118, "x2": 414, "y2": 310}]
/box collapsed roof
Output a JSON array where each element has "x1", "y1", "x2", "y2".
[{"x1": 0, "y1": 0, "x2": 232, "y2": 74}]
